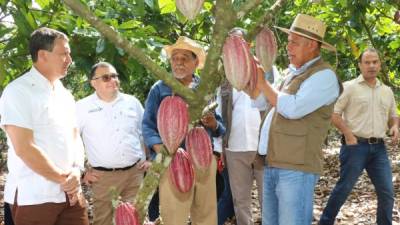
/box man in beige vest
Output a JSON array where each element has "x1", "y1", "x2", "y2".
[
  {"x1": 248, "y1": 14, "x2": 342, "y2": 225},
  {"x1": 319, "y1": 48, "x2": 398, "y2": 225}
]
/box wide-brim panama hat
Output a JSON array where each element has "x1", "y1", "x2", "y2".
[
  {"x1": 164, "y1": 36, "x2": 207, "y2": 69},
  {"x1": 275, "y1": 14, "x2": 336, "y2": 52}
]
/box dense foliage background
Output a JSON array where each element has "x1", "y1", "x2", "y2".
[
  {"x1": 0, "y1": 1, "x2": 399, "y2": 223},
  {"x1": 0, "y1": 0, "x2": 399, "y2": 103}
]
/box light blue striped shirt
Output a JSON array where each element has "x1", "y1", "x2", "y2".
[{"x1": 255, "y1": 56, "x2": 340, "y2": 155}]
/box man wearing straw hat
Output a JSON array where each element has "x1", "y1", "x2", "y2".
[
  {"x1": 248, "y1": 14, "x2": 342, "y2": 225},
  {"x1": 142, "y1": 36, "x2": 225, "y2": 225}
]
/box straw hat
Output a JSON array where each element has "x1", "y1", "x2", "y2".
[
  {"x1": 275, "y1": 14, "x2": 336, "y2": 51},
  {"x1": 164, "y1": 36, "x2": 207, "y2": 69}
]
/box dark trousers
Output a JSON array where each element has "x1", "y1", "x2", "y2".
[
  {"x1": 11, "y1": 193, "x2": 89, "y2": 225},
  {"x1": 148, "y1": 189, "x2": 160, "y2": 222},
  {"x1": 4, "y1": 202, "x2": 14, "y2": 225},
  {"x1": 319, "y1": 142, "x2": 394, "y2": 225}
]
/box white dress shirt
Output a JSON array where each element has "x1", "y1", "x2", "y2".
[
  {"x1": 214, "y1": 89, "x2": 261, "y2": 152},
  {"x1": 0, "y1": 67, "x2": 83, "y2": 205},
  {"x1": 76, "y1": 92, "x2": 145, "y2": 168}
]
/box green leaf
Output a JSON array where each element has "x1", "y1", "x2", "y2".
[
  {"x1": 138, "y1": 0, "x2": 146, "y2": 16},
  {"x1": 158, "y1": 0, "x2": 176, "y2": 14},
  {"x1": 0, "y1": 58, "x2": 7, "y2": 88},
  {"x1": 145, "y1": 0, "x2": 154, "y2": 9},
  {"x1": 119, "y1": 20, "x2": 140, "y2": 29},
  {"x1": 203, "y1": 2, "x2": 213, "y2": 11},
  {"x1": 389, "y1": 39, "x2": 400, "y2": 49},
  {"x1": 35, "y1": 0, "x2": 50, "y2": 8}
]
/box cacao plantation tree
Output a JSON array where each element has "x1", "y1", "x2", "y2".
[
  {"x1": 61, "y1": 0, "x2": 289, "y2": 222},
  {"x1": 0, "y1": 0, "x2": 399, "y2": 223}
]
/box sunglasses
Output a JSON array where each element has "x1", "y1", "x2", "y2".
[{"x1": 92, "y1": 73, "x2": 119, "y2": 82}]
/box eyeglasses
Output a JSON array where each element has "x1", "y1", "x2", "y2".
[{"x1": 92, "y1": 73, "x2": 119, "y2": 82}]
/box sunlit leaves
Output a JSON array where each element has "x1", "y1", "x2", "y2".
[
  {"x1": 158, "y1": 0, "x2": 176, "y2": 14},
  {"x1": 35, "y1": 0, "x2": 50, "y2": 8}
]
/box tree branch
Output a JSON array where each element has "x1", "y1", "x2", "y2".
[
  {"x1": 195, "y1": 0, "x2": 236, "y2": 119},
  {"x1": 236, "y1": 0, "x2": 263, "y2": 19},
  {"x1": 63, "y1": 0, "x2": 197, "y2": 102},
  {"x1": 247, "y1": 0, "x2": 287, "y2": 41}
]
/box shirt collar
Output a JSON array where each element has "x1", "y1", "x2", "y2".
[
  {"x1": 187, "y1": 74, "x2": 200, "y2": 89},
  {"x1": 288, "y1": 56, "x2": 321, "y2": 75},
  {"x1": 356, "y1": 74, "x2": 382, "y2": 87},
  {"x1": 30, "y1": 66, "x2": 63, "y2": 91},
  {"x1": 93, "y1": 91, "x2": 123, "y2": 106}
]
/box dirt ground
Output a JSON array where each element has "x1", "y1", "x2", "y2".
[{"x1": 0, "y1": 135, "x2": 399, "y2": 225}]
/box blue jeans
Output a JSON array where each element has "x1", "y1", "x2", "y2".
[
  {"x1": 217, "y1": 168, "x2": 235, "y2": 225},
  {"x1": 262, "y1": 167, "x2": 319, "y2": 225},
  {"x1": 319, "y1": 142, "x2": 394, "y2": 225}
]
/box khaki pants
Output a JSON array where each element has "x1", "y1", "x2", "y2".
[
  {"x1": 91, "y1": 165, "x2": 144, "y2": 225},
  {"x1": 160, "y1": 157, "x2": 217, "y2": 225},
  {"x1": 226, "y1": 151, "x2": 264, "y2": 225},
  {"x1": 11, "y1": 193, "x2": 89, "y2": 225}
]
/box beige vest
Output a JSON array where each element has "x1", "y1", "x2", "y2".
[{"x1": 266, "y1": 59, "x2": 342, "y2": 174}]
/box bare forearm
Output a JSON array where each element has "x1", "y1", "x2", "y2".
[
  {"x1": 17, "y1": 145, "x2": 65, "y2": 183},
  {"x1": 152, "y1": 144, "x2": 163, "y2": 153},
  {"x1": 389, "y1": 116, "x2": 399, "y2": 129},
  {"x1": 5, "y1": 125, "x2": 66, "y2": 184},
  {"x1": 73, "y1": 128, "x2": 85, "y2": 169},
  {"x1": 260, "y1": 81, "x2": 278, "y2": 107},
  {"x1": 331, "y1": 113, "x2": 353, "y2": 137}
]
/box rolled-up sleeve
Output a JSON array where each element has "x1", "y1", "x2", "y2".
[
  {"x1": 211, "y1": 113, "x2": 225, "y2": 137},
  {"x1": 333, "y1": 82, "x2": 351, "y2": 115},
  {"x1": 389, "y1": 89, "x2": 398, "y2": 118},
  {"x1": 142, "y1": 86, "x2": 163, "y2": 151},
  {"x1": 276, "y1": 69, "x2": 340, "y2": 119}
]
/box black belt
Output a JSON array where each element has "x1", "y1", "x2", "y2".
[
  {"x1": 356, "y1": 136, "x2": 384, "y2": 144},
  {"x1": 93, "y1": 160, "x2": 140, "y2": 172}
]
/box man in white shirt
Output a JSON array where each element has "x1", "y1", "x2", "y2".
[
  {"x1": 215, "y1": 81, "x2": 264, "y2": 225},
  {"x1": 76, "y1": 62, "x2": 150, "y2": 225},
  {"x1": 215, "y1": 28, "x2": 279, "y2": 225},
  {"x1": 0, "y1": 27, "x2": 88, "y2": 225}
]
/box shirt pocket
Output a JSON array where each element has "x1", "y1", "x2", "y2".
[
  {"x1": 379, "y1": 98, "x2": 391, "y2": 119},
  {"x1": 270, "y1": 119, "x2": 307, "y2": 165},
  {"x1": 350, "y1": 96, "x2": 369, "y2": 115},
  {"x1": 32, "y1": 104, "x2": 52, "y2": 127},
  {"x1": 121, "y1": 109, "x2": 140, "y2": 133}
]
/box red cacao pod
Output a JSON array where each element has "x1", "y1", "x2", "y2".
[
  {"x1": 394, "y1": 10, "x2": 400, "y2": 24},
  {"x1": 255, "y1": 27, "x2": 278, "y2": 72},
  {"x1": 246, "y1": 56, "x2": 259, "y2": 92},
  {"x1": 176, "y1": 0, "x2": 204, "y2": 20},
  {"x1": 115, "y1": 202, "x2": 140, "y2": 225},
  {"x1": 223, "y1": 34, "x2": 254, "y2": 91},
  {"x1": 157, "y1": 96, "x2": 189, "y2": 154},
  {"x1": 185, "y1": 126, "x2": 212, "y2": 171},
  {"x1": 169, "y1": 148, "x2": 194, "y2": 193}
]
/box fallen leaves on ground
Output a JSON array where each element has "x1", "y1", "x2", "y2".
[{"x1": 0, "y1": 134, "x2": 399, "y2": 225}]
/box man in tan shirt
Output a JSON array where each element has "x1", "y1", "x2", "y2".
[{"x1": 319, "y1": 48, "x2": 399, "y2": 225}]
